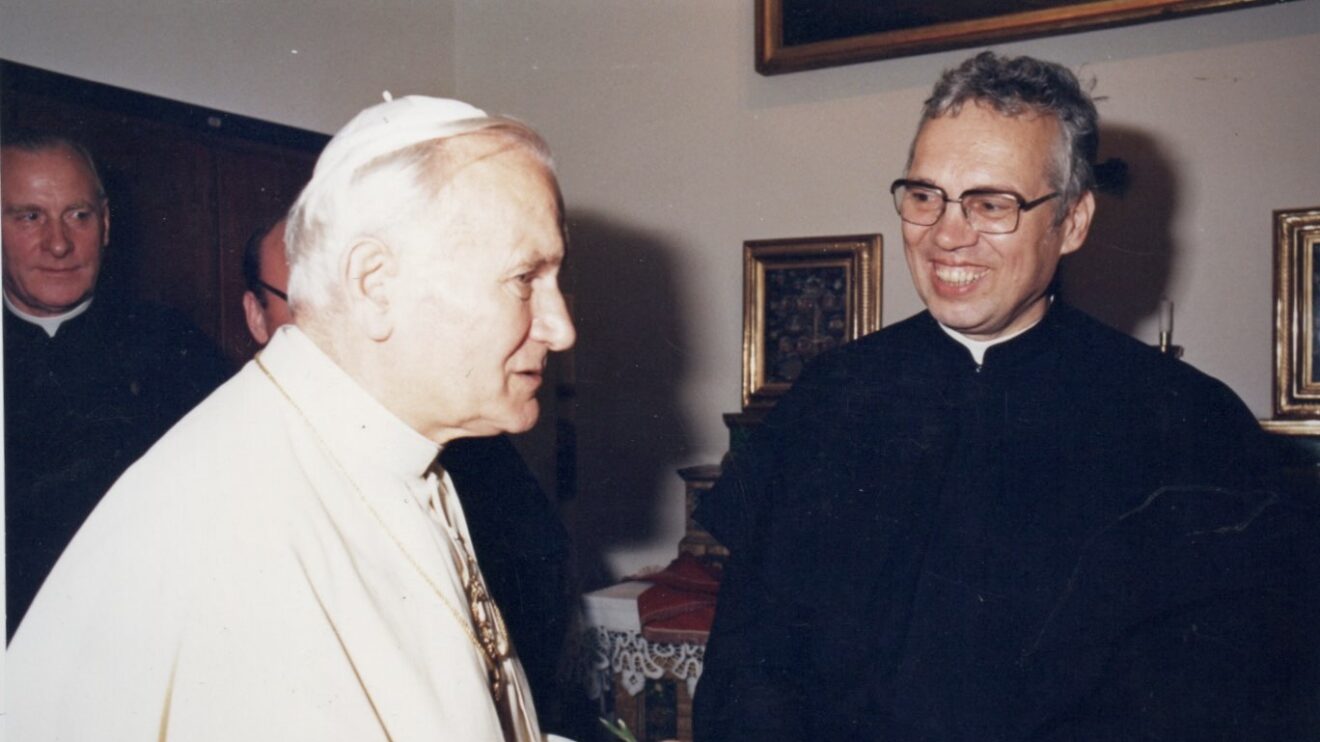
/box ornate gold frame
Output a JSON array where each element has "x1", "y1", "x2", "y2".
[
  {"x1": 1260, "y1": 419, "x2": 1320, "y2": 436},
  {"x1": 742, "y1": 234, "x2": 882, "y2": 409},
  {"x1": 756, "y1": 0, "x2": 1278, "y2": 75},
  {"x1": 1273, "y1": 206, "x2": 1320, "y2": 422}
]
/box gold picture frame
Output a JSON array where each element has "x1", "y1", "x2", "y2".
[
  {"x1": 742, "y1": 234, "x2": 882, "y2": 410},
  {"x1": 1273, "y1": 206, "x2": 1320, "y2": 422},
  {"x1": 756, "y1": 0, "x2": 1279, "y2": 75}
]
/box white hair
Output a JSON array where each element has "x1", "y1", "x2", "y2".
[{"x1": 284, "y1": 107, "x2": 555, "y2": 317}]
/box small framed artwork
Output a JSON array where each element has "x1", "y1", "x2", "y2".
[
  {"x1": 742, "y1": 234, "x2": 882, "y2": 410},
  {"x1": 1272, "y1": 206, "x2": 1320, "y2": 422},
  {"x1": 755, "y1": 0, "x2": 1279, "y2": 75}
]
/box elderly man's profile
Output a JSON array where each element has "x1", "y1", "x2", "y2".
[
  {"x1": 240, "y1": 213, "x2": 579, "y2": 733},
  {"x1": 9, "y1": 96, "x2": 575, "y2": 741}
]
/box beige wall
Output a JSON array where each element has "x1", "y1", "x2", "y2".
[
  {"x1": 452, "y1": 1, "x2": 1320, "y2": 580},
  {"x1": 3, "y1": 0, "x2": 1317, "y2": 582},
  {"x1": 0, "y1": 0, "x2": 456, "y2": 133}
]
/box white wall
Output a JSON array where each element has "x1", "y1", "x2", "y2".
[
  {"x1": 0, "y1": 0, "x2": 457, "y2": 134},
  {"x1": 452, "y1": 1, "x2": 1320, "y2": 581}
]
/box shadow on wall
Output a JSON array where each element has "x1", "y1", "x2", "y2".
[
  {"x1": 559, "y1": 209, "x2": 694, "y2": 590},
  {"x1": 1059, "y1": 125, "x2": 1178, "y2": 337}
]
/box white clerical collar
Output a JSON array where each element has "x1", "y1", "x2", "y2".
[
  {"x1": 938, "y1": 312, "x2": 1044, "y2": 365},
  {"x1": 256, "y1": 325, "x2": 440, "y2": 481},
  {"x1": 4, "y1": 295, "x2": 93, "y2": 338}
]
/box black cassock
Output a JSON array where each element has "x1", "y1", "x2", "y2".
[
  {"x1": 4, "y1": 297, "x2": 230, "y2": 640},
  {"x1": 696, "y1": 302, "x2": 1319, "y2": 740}
]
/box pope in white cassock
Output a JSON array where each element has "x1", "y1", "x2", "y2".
[{"x1": 8, "y1": 96, "x2": 577, "y2": 741}]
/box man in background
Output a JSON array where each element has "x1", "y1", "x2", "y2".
[
  {"x1": 11, "y1": 95, "x2": 576, "y2": 740},
  {"x1": 696, "y1": 51, "x2": 1316, "y2": 739},
  {"x1": 1, "y1": 132, "x2": 229, "y2": 639},
  {"x1": 242, "y1": 215, "x2": 577, "y2": 730},
  {"x1": 241, "y1": 215, "x2": 295, "y2": 346}
]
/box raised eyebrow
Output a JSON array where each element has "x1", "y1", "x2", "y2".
[
  {"x1": 900, "y1": 180, "x2": 949, "y2": 198},
  {"x1": 958, "y1": 185, "x2": 1024, "y2": 198},
  {"x1": 507, "y1": 259, "x2": 547, "y2": 279},
  {"x1": 903, "y1": 178, "x2": 1021, "y2": 198},
  {"x1": 3, "y1": 203, "x2": 46, "y2": 215},
  {"x1": 521, "y1": 253, "x2": 565, "y2": 272}
]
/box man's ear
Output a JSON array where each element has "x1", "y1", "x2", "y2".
[
  {"x1": 1058, "y1": 190, "x2": 1095, "y2": 257},
  {"x1": 242, "y1": 291, "x2": 270, "y2": 346},
  {"x1": 100, "y1": 198, "x2": 111, "y2": 249},
  {"x1": 342, "y1": 238, "x2": 396, "y2": 342}
]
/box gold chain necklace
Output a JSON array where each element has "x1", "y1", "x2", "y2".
[{"x1": 255, "y1": 354, "x2": 511, "y2": 701}]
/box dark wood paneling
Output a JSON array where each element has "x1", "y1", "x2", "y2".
[{"x1": 1, "y1": 60, "x2": 324, "y2": 366}]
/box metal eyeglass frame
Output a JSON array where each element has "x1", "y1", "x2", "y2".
[{"x1": 890, "y1": 178, "x2": 1060, "y2": 235}]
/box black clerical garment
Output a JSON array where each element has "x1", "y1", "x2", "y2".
[
  {"x1": 4, "y1": 298, "x2": 230, "y2": 639},
  {"x1": 695, "y1": 303, "x2": 1318, "y2": 740}
]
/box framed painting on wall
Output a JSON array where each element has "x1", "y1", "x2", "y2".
[
  {"x1": 742, "y1": 234, "x2": 882, "y2": 410},
  {"x1": 755, "y1": 0, "x2": 1282, "y2": 75},
  {"x1": 1272, "y1": 206, "x2": 1320, "y2": 424}
]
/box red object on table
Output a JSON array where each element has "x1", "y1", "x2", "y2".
[{"x1": 633, "y1": 553, "x2": 722, "y2": 644}]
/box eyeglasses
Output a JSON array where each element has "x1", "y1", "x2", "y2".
[
  {"x1": 890, "y1": 179, "x2": 1060, "y2": 235},
  {"x1": 257, "y1": 280, "x2": 288, "y2": 302}
]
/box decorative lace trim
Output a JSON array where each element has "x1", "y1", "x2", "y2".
[{"x1": 586, "y1": 626, "x2": 705, "y2": 698}]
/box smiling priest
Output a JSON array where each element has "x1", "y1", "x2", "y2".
[
  {"x1": 8, "y1": 95, "x2": 576, "y2": 741},
  {"x1": 695, "y1": 52, "x2": 1317, "y2": 740}
]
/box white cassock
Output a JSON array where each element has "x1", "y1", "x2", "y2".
[{"x1": 8, "y1": 326, "x2": 543, "y2": 741}]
